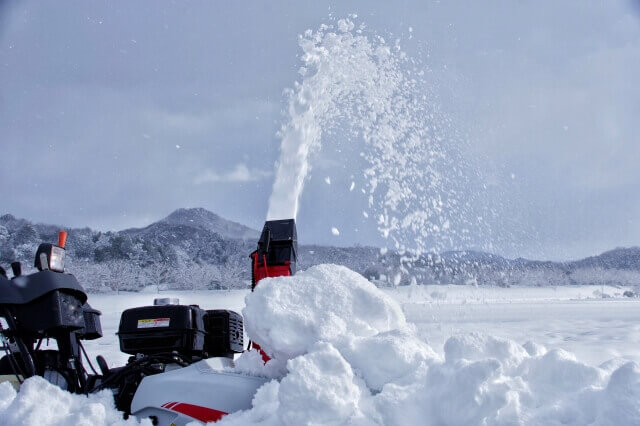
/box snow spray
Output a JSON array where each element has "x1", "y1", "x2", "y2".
[{"x1": 267, "y1": 17, "x2": 488, "y2": 255}]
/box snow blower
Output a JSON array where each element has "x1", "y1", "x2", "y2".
[{"x1": 0, "y1": 220, "x2": 298, "y2": 425}]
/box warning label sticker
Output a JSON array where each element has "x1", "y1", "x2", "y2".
[{"x1": 137, "y1": 318, "x2": 170, "y2": 328}]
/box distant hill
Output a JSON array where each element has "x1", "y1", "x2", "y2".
[
  {"x1": 570, "y1": 247, "x2": 640, "y2": 271},
  {"x1": 123, "y1": 208, "x2": 259, "y2": 241},
  {"x1": 1, "y1": 209, "x2": 639, "y2": 291},
  {"x1": 0, "y1": 209, "x2": 257, "y2": 291}
]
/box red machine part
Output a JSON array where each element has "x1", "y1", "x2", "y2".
[
  {"x1": 249, "y1": 252, "x2": 292, "y2": 362},
  {"x1": 251, "y1": 253, "x2": 291, "y2": 290},
  {"x1": 161, "y1": 402, "x2": 227, "y2": 423},
  {"x1": 58, "y1": 230, "x2": 68, "y2": 248}
]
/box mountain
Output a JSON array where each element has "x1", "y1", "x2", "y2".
[
  {"x1": 569, "y1": 247, "x2": 640, "y2": 271},
  {"x1": 124, "y1": 208, "x2": 259, "y2": 241},
  {"x1": 1, "y1": 209, "x2": 639, "y2": 291},
  {"x1": 0, "y1": 209, "x2": 257, "y2": 291}
]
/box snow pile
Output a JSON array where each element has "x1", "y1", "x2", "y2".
[
  {"x1": 0, "y1": 377, "x2": 150, "y2": 426},
  {"x1": 243, "y1": 265, "x2": 406, "y2": 360},
  {"x1": 222, "y1": 264, "x2": 640, "y2": 425}
]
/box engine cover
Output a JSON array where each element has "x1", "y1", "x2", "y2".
[
  {"x1": 118, "y1": 305, "x2": 206, "y2": 356},
  {"x1": 204, "y1": 310, "x2": 244, "y2": 357}
]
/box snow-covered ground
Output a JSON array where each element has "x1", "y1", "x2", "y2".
[
  {"x1": 395, "y1": 284, "x2": 640, "y2": 366},
  {"x1": 2, "y1": 268, "x2": 640, "y2": 425},
  {"x1": 82, "y1": 283, "x2": 640, "y2": 369}
]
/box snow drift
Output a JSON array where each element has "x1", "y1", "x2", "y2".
[
  {"x1": 223, "y1": 264, "x2": 640, "y2": 425},
  {"x1": 0, "y1": 377, "x2": 150, "y2": 425}
]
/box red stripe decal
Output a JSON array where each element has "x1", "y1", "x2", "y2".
[{"x1": 167, "y1": 402, "x2": 228, "y2": 423}]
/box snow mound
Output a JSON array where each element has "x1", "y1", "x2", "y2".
[
  {"x1": 338, "y1": 330, "x2": 441, "y2": 391},
  {"x1": 277, "y1": 343, "x2": 364, "y2": 425},
  {"x1": 224, "y1": 264, "x2": 640, "y2": 425},
  {"x1": 0, "y1": 377, "x2": 149, "y2": 426},
  {"x1": 243, "y1": 264, "x2": 406, "y2": 360}
]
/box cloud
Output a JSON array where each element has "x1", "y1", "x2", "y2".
[
  {"x1": 193, "y1": 163, "x2": 272, "y2": 184},
  {"x1": 143, "y1": 100, "x2": 278, "y2": 134}
]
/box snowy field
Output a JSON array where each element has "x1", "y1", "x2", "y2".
[
  {"x1": 83, "y1": 282, "x2": 640, "y2": 369},
  {"x1": 397, "y1": 284, "x2": 640, "y2": 366},
  {"x1": 3, "y1": 267, "x2": 640, "y2": 425}
]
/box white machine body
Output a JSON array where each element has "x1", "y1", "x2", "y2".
[{"x1": 130, "y1": 358, "x2": 268, "y2": 425}]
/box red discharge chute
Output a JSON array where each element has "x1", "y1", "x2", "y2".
[{"x1": 249, "y1": 219, "x2": 297, "y2": 362}]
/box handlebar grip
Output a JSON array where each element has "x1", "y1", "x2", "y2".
[{"x1": 58, "y1": 231, "x2": 68, "y2": 248}]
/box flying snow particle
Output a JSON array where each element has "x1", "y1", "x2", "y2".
[
  {"x1": 176, "y1": 145, "x2": 181, "y2": 149},
  {"x1": 325, "y1": 177, "x2": 331, "y2": 185},
  {"x1": 331, "y1": 227, "x2": 340, "y2": 236},
  {"x1": 349, "y1": 182, "x2": 355, "y2": 191},
  {"x1": 393, "y1": 273, "x2": 402, "y2": 286}
]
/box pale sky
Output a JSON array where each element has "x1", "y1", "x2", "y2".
[{"x1": 1, "y1": 0, "x2": 639, "y2": 260}]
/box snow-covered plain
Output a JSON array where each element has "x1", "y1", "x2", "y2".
[
  {"x1": 80, "y1": 281, "x2": 640, "y2": 369},
  {"x1": 2, "y1": 265, "x2": 640, "y2": 425}
]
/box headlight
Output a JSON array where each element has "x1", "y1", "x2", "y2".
[
  {"x1": 35, "y1": 242, "x2": 66, "y2": 273},
  {"x1": 49, "y1": 246, "x2": 66, "y2": 272}
]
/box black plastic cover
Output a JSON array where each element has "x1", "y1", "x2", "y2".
[
  {"x1": 76, "y1": 303, "x2": 103, "y2": 340},
  {"x1": 0, "y1": 270, "x2": 87, "y2": 306},
  {"x1": 256, "y1": 219, "x2": 298, "y2": 273},
  {"x1": 204, "y1": 310, "x2": 243, "y2": 357},
  {"x1": 11, "y1": 290, "x2": 85, "y2": 334},
  {"x1": 118, "y1": 305, "x2": 206, "y2": 356}
]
